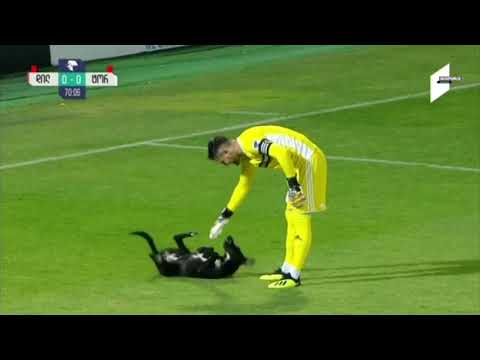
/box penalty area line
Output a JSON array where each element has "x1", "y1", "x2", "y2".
[{"x1": 145, "y1": 142, "x2": 480, "y2": 174}]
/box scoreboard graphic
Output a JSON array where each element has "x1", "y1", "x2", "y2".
[{"x1": 28, "y1": 59, "x2": 118, "y2": 100}]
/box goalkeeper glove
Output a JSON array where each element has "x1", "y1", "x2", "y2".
[
  {"x1": 287, "y1": 176, "x2": 306, "y2": 208},
  {"x1": 209, "y1": 208, "x2": 234, "y2": 240}
]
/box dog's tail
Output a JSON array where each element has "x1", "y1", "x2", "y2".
[{"x1": 130, "y1": 231, "x2": 159, "y2": 254}]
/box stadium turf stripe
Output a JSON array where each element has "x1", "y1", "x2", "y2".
[
  {"x1": 145, "y1": 142, "x2": 480, "y2": 174},
  {"x1": 1, "y1": 82, "x2": 479, "y2": 172}
]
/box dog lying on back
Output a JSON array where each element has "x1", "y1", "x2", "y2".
[{"x1": 131, "y1": 231, "x2": 253, "y2": 279}]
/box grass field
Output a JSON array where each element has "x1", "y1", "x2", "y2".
[{"x1": 1, "y1": 45, "x2": 479, "y2": 314}]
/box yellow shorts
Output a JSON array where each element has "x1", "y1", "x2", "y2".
[{"x1": 287, "y1": 149, "x2": 327, "y2": 214}]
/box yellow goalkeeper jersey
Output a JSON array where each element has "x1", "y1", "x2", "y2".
[{"x1": 226, "y1": 125, "x2": 325, "y2": 212}]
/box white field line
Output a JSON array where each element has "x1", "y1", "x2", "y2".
[
  {"x1": 145, "y1": 142, "x2": 480, "y2": 174},
  {"x1": 1, "y1": 82, "x2": 479, "y2": 172},
  {"x1": 145, "y1": 142, "x2": 206, "y2": 150},
  {"x1": 222, "y1": 111, "x2": 285, "y2": 116}
]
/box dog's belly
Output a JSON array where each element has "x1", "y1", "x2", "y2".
[{"x1": 181, "y1": 257, "x2": 209, "y2": 277}]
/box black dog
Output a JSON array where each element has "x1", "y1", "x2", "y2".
[{"x1": 131, "y1": 231, "x2": 253, "y2": 279}]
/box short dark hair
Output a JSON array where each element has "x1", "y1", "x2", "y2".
[{"x1": 208, "y1": 136, "x2": 229, "y2": 160}]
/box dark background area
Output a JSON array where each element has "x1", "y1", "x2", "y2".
[{"x1": 0, "y1": 45, "x2": 50, "y2": 75}]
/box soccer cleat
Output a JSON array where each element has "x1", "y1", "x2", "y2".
[
  {"x1": 259, "y1": 268, "x2": 287, "y2": 281},
  {"x1": 268, "y1": 276, "x2": 301, "y2": 289}
]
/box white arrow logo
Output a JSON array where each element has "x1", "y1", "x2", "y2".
[
  {"x1": 430, "y1": 64, "x2": 450, "y2": 103},
  {"x1": 67, "y1": 60, "x2": 78, "y2": 72}
]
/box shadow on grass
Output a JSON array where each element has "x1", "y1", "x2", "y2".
[
  {"x1": 146, "y1": 267, "x2": 309, "y2": 314},
  {"x1": 174, "y1": 277, "x2": 309, "y2": 315},
  {"x1": 305, "y1": 259, "x2": 480, "y2": 285}
]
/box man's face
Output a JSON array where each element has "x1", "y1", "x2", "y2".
[{"x1": 215, "y1": 142, "x2": 240, "y2": 166}]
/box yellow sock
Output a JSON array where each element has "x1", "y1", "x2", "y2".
[
  {"x1": 283, "y1": 205, "x2": 297, "y2": 267},
  {"x1": 290, "y1": 209, "x2": 312, "y2": 272}
]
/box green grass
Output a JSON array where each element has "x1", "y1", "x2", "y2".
[{"x1": 1, "y1": 45, "x2": 479, "y2": 314}]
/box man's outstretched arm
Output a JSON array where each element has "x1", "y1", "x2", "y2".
[
  {"x1": 209, "y1": 161, "x2": 256, "y2": 239},
  {"x1": 226, "y1": 160, "x2": 257, "y2": 213}
]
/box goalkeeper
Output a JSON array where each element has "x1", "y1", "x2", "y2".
[{"x1": 207, "y1": 125, "x2": 327, "y2": 289}]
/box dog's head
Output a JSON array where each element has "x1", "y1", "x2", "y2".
[{"x1": 223, "y1": 236, "x2": 250, "y2": 265}]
